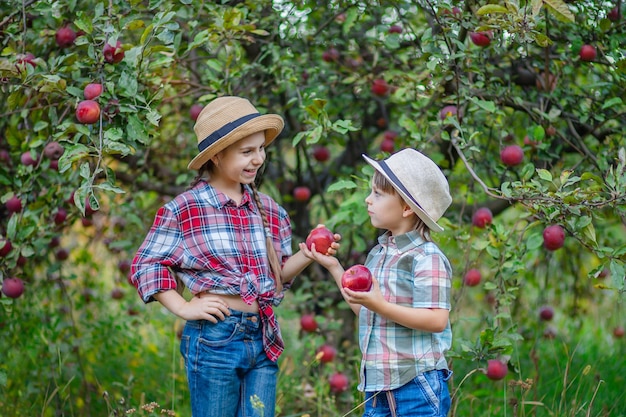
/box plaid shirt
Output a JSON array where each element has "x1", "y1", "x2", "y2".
[
  {"x1": 358, "y1": 230, "x2": 452, "y2": 392},
  {"x1": 130, "y1": 180, "x2": 293, "y2": 361}
]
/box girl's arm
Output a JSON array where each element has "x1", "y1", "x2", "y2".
[{"x1": 154, "y1": 289, "x2": 231, "y2": 323}]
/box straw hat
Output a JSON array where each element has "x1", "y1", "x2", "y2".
[
  {"x1": 188, "y1": 96, "x2": 284, "y2": 170},
  {"x1": 363, "y1": 148, "x2": 452, "y2": 232}
]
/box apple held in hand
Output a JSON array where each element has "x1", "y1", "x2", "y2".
[
  {"x1": 306, "y1": 226, "x2": 335, "y2": 255},
  {"x1": 342, "y1": 264, "x2": 373, "y2": 292}
]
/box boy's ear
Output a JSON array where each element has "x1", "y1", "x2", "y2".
[{"x1": 402, "y1": 203, "x2": 415, "y2": 218}]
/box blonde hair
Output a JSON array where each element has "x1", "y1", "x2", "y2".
[{"x1": 372, "y1": 170, "x2": 431, "y2": 241}]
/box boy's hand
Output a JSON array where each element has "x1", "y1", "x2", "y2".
[
  {"x1": 299, "y1": 241, "x2": 340, "y2": 269},
  {"x1": 342, "y1": 276, "x2": 385, "y2": 311}
]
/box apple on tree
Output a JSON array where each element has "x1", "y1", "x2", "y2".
[
  {"x1": 55, "y1": 26, "x2": 77, "y2": 48},
  {"x1": 469, "y1": 31, "x2": 492, "y2": 47},
  {"x1": 6, "y1": 195, "x2": 23, "y2": 213},
  {"x1": 439, "y1": 105, "x2": 458, "y2": 121},
  {"x1": 341, "y1": 264, "x2": 373, "y2": 292},
  {"x1": 539, "y1": 305, "x2": 554, "y2": 321},
  {"x1": 305, "y1": 226, "x2": 335, "y2": 255},
  {"x1": 471, "y1": 207, "x2": 493, "y2": 228},
  {"x1": 20, "y1": 151, "x2": 37, "y2": 166},
  {"x1": 316, "y1": 344, "x2": 337, "y2": 363},
  {"x1": 44, "y1": 141, "x2": 64, "y2": 160},
  {"x1": 579, "y1": 44, "x2": 597, "y2": 62},
  {"x1": 329, "y1": 372, "x2": 349, "y2": 393},
  {"x1": 84, "y1": 83, "x2": 103, "y2": 100},
  {"x1": 103, "y1": 40, "x2": 125, "y2": 63},
  {"x1": 500, "y1": 145, "x2": 524, "y2": 167},
  {"x1": 293, "y1": 186, "x2": 311, "y2": 202},
  {"x1": 312, "y1": 145, "x2": 330, "y2": 162},
  {"x1": 2, "y1": 277, "x2": 25, "y2": 299},
  {"x1": 613, "y1": 326, "x2": 625, "y2": 338},
  {"x1": 76, "y1": 100, "x2": 101, "y2": 124},
  {"x1": 300, "y1": 313, "x2": 318, "y2": 333},
  {"x1": 190, "y1": 104, "x2": 203, "y2": 121},
  {"x1": 543, "y1": 224, "x2": 565, "y2": 251},
  {"x1": 463, "y1": 268, "x2": 481, "y2": 287},
  {"x1": 0, "y1": 239, "x2": 13, "y2": 257},
  {"x1": 322, "y1": 47, "x2": 339, "y2": 62},
  {"x1": 371, "y1": 78, "x2": 390, "y2": 96},
  {"x1": 486, "y1": 359, "x2": 508, "y2": 380}
]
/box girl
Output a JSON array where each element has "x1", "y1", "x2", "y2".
[{"x1": 130, "y1": 96, "x2": 339, "y2": 417}]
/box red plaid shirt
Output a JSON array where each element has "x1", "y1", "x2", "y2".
[{"x1": 130, "y1": 180, "x2": 293, "y2": 361}]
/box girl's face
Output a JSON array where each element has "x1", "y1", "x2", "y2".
[
  {"x1": 365, "y1": 185, "x2": 415, "y2": 235},
  {"x1": 211, "y1": 131, "x2": 266, "y2": 189}
]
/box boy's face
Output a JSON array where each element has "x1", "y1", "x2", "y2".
[{"x1": 365, "y1": 185, "x2": 414, "y2": 234}]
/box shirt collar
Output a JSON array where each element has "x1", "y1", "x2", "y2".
[
  {"x1": 378, "y1": 230, "x2": 426, "y2": 252},
  {"x1": 194, "y1": 180, "x2": 257, "y2": 212}
]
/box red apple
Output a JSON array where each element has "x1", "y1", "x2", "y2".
[
  {"x1": 608, "y1": 7, "x2": 619, "y2": 21},
  {"x1": 472, "y1": 207, "x2": 493, "y2": 228},
  {"x1": 190, "y1": 104, "x2": 203, "y2": 121},
  {"x1": 55, "y1": 248, "x2": 69, "y2": 261},
  {"x1": 53, "y1": 208, "x2": 68, "y2": 225},
  {"x1": 388, "y1": 25, "x2": 403, "y2": 34},
  {"x1": 439, "y1": 105, "x2": 458, "y2": 121},
  {"x1": 579, "y1": 44, "x2": 596, "y2": 62},
  {"x1": 341, "y1": 264, "x2": 373, "y2": 292},
  {"x1": 312, "y1": 146, "x2": 330, "y2": 162},
  {"x1": 322, "y1": 47, "x2": 339, "y2": 62},
  {"x1": 470, "y1": 31, "x2": 492, "y2": 47},
  {"x1": 383, "y1": 130, "x2": 398, "y2": 141},
  {"x1": 2, "y1": 277, "x2": 24, "y2": 298},
  {"x1": 83, "y1": 83, "x2": 103, "y2": 100},
  {"x1": 76, "y1": 100, "x2": 101, "y2": 124},
  {"x1": 543, "y1": 224, "x2": 565, "y2": 251},
  {"x1": 44, "y1": 141, "x2": 64, "y2": 160},
  {"x1": 16, "y1": 53, "x2": 37, "y2": 70},
  {"x1": 55, "y1": 26, "x2": 76, "y2": 48},
  {"x1": 305, "y1": 226, "x2": 335, "y2": 255},
  {"x1": 20, "y1": 151, "x2": 37, "y2": 166},
  {"x1": 613, "y1": 326, "x2": 625, "y2": 338},
  {"x1": 539, "y1": 305, "x2": 554, "y2": 321},
  {"x1": 6, "y1": 196, "x2": 23, "y2": 213},
  {"x1": 463, "y1": 268, "x2": 481, "y2": 287},
  {"x1": 118, "y1": 259, "x2": 131, "y2": 273},
  {"x1": 300, "y1": 313, "x2": 318, "y2": 332},
  {"x1": 111, "y1": 287, "x2": 124, "y2": 300},
  {"x1": 380, "y1": 138, "x2": 395, "y2": 153},
  {"x1": 317, "y1": 344, "x2": 337, "y2": 363},
  {"x1": 329, "y1": 372, "x2": 349, "y2": 393},
  {"x1": 500, "y1": 145, "x2": 524, "y2": 166},
  {"x1": 0, "y1": 239, "x2": 12, "y2": 257},
  {"x1": 486, "y1": 359, "x2": 508, "y2": 380},
  {"x1": 371, "y1": 78, "x2": 390, "y2": 96},
  {"x1": 103, "y1": 40, "x2": 125, "y2": 63},
  {"x1": 293, "y1": 186, "x2": 311, "y2": 202}
]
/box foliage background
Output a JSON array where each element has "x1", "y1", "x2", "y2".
[{"x1": 1, "y1": 0, "x2": 625, "y2": 416}]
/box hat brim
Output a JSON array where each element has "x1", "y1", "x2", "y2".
[
  {"x1": 363, "y1": 154, "x2": 444, "y2": 232},
  {"x1": 188, "y1": 114, "x2": 284, "y2": 170}
]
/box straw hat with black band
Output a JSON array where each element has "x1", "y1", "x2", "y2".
[
  {"x1": 363, "y1": 148, "x2": 452, "y2": 232},
  {"x1": 188, "y1": 96, "x2": 284, "y2": 170}
]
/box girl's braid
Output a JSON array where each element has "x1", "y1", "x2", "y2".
[{"x1": 250, "y1": 182, "x2": 283, "y2": 293}]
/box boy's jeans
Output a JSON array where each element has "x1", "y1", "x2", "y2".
[
  {"x1": 364, "y1": 369, "x2": 452, "y2": 417},
  {"x1": 180, "y1": 310, "x2": 278, "y2": 417}
]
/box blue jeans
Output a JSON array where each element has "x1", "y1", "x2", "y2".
[
  {"x1": 363, "y1": 369, "x2": 452, "y2": 417},
  {"x1": 180, "y1": 310, "x2": 278, "y2": 417}
]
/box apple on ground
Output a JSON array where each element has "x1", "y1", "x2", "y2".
[
  {"x1": 543, "y1": 224, "x2": 565, "y2": 251},
  {"x1": 2, "y1": 277, "x2": 25, "y2": 298},
  {"x1": 329, "y1": 372, "x2": 349, "y2": 393},
  {"x1": 305, "y1": 226, "x2": 335, "y2": 255},
  {"x1": 342, "y1": 264, "x2": 373, "y2": 292},
  {"x1": 293, "y1": 186, "x2": 311, "y2": 202},
  {"x1": 486, "y1": 359, "x2": 508, "y2": 380},
  {"x1": 469, "y1": 31, "x2": 492, "y2": 47},
  {"x1": 539, "y1": 305, "x2": 554, "y2": 321},
  {"x1": 190, "y1": 104, "x2": 203, "y2": 121},
  {"x1": 371, "y1": 78, "x2": 390, "y2": 96},
  {"x1": 84, "y1": 83, "x2": 103, "y2": 100},
  {"x1": 472, "y1": 207, "x2": 493, "y2": 228},
  {"x1": 300, "y1": 313, "x2": 318, "y2": 332},
  {"x1": 6, "y1": 195, "x2": 23, "y2": 213},
  {"x1": 579, "y1": 44, "x2": 597, "y2": 62},
  {"x1": 103, "y1": 40, "x2": 125, "y2": 63},
  {"x1": 317, "y1": 344, "x2": 337, "y2": 363},
  {"x1": 76, "y1": 100, "x2": 101, "y2": 124},
  {"x1": 463, "y1": 268, "x2": 481, "y2": 287},
  {"x1": 312, "y1": 145, "x2": 330, "y2": 162},
  {"x1": 55, "y1": 26, "x2": 77, "y2": 48},
  {"x1": 500, "y1": 145, "x2": 524, "y2": 166}
]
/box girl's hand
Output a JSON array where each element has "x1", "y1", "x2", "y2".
[{"x1": 180, "y1": 293, "x2": 231, "y2": 323}]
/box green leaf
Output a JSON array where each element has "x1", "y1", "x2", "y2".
[
  {"x1": 476, "y1": 5, "x2": 509, "y2": 15},
  {"x1": 537, "y1": 169, "x2": 553, "y2": 182},
  {"x1": 601, "y1": 97, "x2": 622, "y2": 110},
  {"x1": 470, "y1": 98, "x2": 497, "y2": 113},
  {"x1": 544, "y1": 0, "x2": 575, "y2": 22},
  {"x1": 327, "y1": 180, "x2": 358, "y2": 192}
]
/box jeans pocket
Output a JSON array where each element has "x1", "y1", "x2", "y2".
[{"x1": 198, "y1": 319, "x2": 239, "y2": 348}]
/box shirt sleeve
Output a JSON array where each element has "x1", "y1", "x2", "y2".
[
  {"x1": 129, "y1": 206, "x2": 184, "y2": 303},
  {"x1": 412, "y1": 251, "x2": 451, "y2": 310}
]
